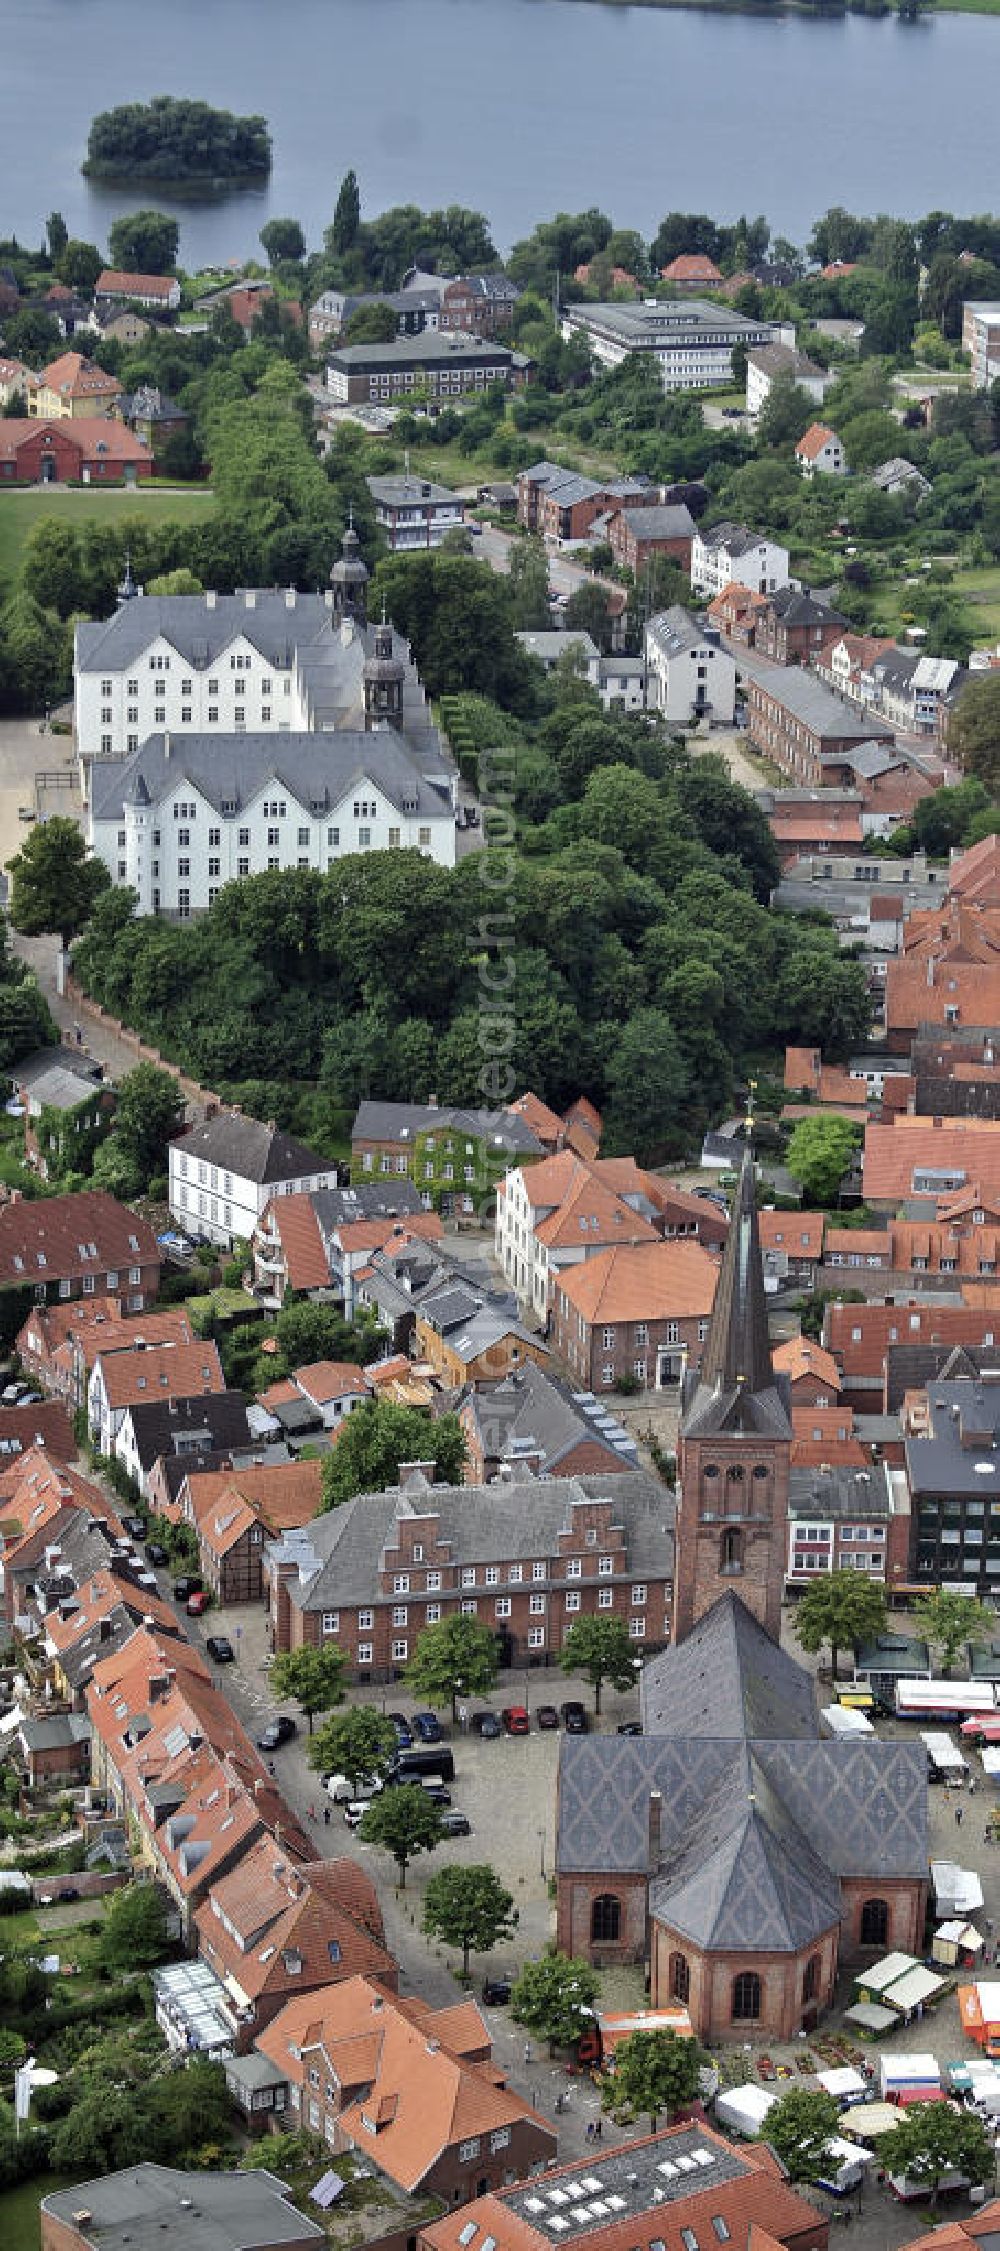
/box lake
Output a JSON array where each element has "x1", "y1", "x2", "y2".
[{"x1": 2, "y1": 0, "x2": 1000, "y2": 267}]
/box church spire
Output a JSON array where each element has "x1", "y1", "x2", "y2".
[{"x1": 681, "y1": 1146, "x2": 791, "y2": 1439}]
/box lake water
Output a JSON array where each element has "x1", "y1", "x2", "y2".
[{"x1": 2, "y1": 0, "x2": 1000, "y2": 268}]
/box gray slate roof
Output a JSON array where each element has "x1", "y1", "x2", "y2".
[
  {"x1": 768, "y1": 586, "x2": 845, "y2": 629},
  {"x1": 646, "y1": 605, "x2": 712, "y2": 661},
  {"x1": 738, "y1": 649, "x2": 894, "y2": 744},
  {"x1": 906, "y1": 1377, "x2": 1000, "y2": 1496},
  {"x1": 77, "y1": 592, "x2": 333, "y2": 675},
  {"x1": 122, "y1": 1389, "x2": 253, "y2": 1475},
  {"x1": 171, "y1": 1112, "x2": 332, "y2": 1186},
  {"x1": 650, "y1": 1743, "x2": 844, "y2": 1950},
  {"x1": 351, "y1": 1100, "x2": 542, "y2": 1154},
  {"x1": 640, "y1": 1591, "x2": 818, "y2": 1741},
  {"x1": 16, "y1": 1047, "x2": 106, "y2": 1109},
  {"x1": 696, "y1": 520, "x2": 780, "y2": 559},
  {"x1": 90, "y1": 729, "x2": 452, "y2": 826},
  {"x1": 617, "y1": 505, "x2": 696, "y2": 542},
  {"x1": 278, "y1": 1469, "x2": 673, "y2": 1614},
  {"x1": 19, "y1": 1713, "x2": 90, "y2": 1751},
  {"x1": 788, "y1": 1462, "x2": 890, "y2": 1520},
  {"x1": 460, "y1": 1361, "x2": 639, "y2": 1475},
  {"x1": 367, "y1": 473, "x2": 458, "y2": 508}
]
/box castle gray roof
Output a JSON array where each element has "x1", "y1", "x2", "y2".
[
  {"x1": 351, "y1": 1100, "x2": 542, "y2": 1154},
  {"x1": 170, "y1": 1112, "x2": 332, "y2": 1186},
  {"x1": 277, "y1": 1469, "x2": 673, "y2": 1614},
  {"x1": 76, "y1": 591, "x2": 333, "y2": 675},
  {"x1": 89, "y1": 730, "x2": 453, "y2": 827}
]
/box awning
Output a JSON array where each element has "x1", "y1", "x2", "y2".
[
  {"x1": 883, "y1": 1966, "x2": 946, "y2": 2012},
  {"x1": 844, "y1": 2003, "x2": 899, "y2": 2036},
  {"x1": 840, "y1": 2102, "x2": 901, "y2": 2138}
]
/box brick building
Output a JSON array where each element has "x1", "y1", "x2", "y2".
[
  {"x1": 186, "y1": 1458, "x2": 325, "y2": 1604},
  {"x1": 823, "y1": 1298, "x2": 1000, "y2": 1408},
  {"x1": 863, "y1": 1117, "x2": 1000, "y2": 1207},
  {"x1": 41, "y1": 2166, "x2": 324, "y2": 2251},
  {"x1": 550, "y1": 1238, "x2": 720, "y2": 1392},
  {"x1": 754, "y1": 588, "x2": 846, "y2": 668},
  {"x1": 194, "y1": 1836, "x2": 397, "y2": 2047},
  {"x1": 265, "y1": 1463, "x2": 673, "y2": 1680},
  {"x1": 741, "y1": 656, "x2": 894, "y2": 784},
  {"x1": 457, "y1": 1359, "x2": 640, "y2": 1484},
  {"x1": 607, "y1": 503, "x2": 695, "y2": 575},
  {"x1": 254, "y1": 1976, "x2": 555, "y2": 2197},
  {"x1": 325, "y1": 335, "x2": 527, "y2": 406},
  {"x1": 17, "y1": 1298, "x2": 192, "y2": 1408},
  {"x1": 0, "y1": 1190, "x2": 159, "y2": 1310},
  {"x1": 0, "y1": 417, "x2": 150, "y2": 484}
]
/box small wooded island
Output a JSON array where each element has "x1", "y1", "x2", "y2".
[{"x1": 82, "y1": 96, "x2": 272, "y2": 186}]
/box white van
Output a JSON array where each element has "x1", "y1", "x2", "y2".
[{"x1": 325, "y1": 1772, "x2": 380, "y2": 1804}]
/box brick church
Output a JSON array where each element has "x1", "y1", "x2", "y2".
[{"x1": 555, "y1": 1150, "x2": 929, "y2": 2042}]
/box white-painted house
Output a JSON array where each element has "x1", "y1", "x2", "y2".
[
  {"x1": 690, "y1": 521, "x2": 790, "y2": 600},
  {"x1": 644, "y1": 607, "x2": 737, "y2": 726},
  {"x1": 745, "y1": 343, "x2": 834, "y2": 421},
  {"x1": 169, "y1": 1112, "x2": 339, "y2": 1250},
  {"x1": 796, "y1": 423, "x2": 848, "y2": 479}
]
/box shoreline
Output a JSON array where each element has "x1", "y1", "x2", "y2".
[{"x1": 545, "y1": 0, "x2": 997, "y2": 15}]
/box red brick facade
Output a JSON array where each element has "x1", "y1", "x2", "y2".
[{"x1": 0, "y1": 418, "x2": 152, "y2": 484}]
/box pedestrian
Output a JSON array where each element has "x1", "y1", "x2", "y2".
[
  {"x1": 594, "y1": 2117, "x2": 602, "y2": 2140},
  {"x1": 523, "y1": 2042, "x2": 532, "y2": 2066},
  {"x1": 987, "y1": 1917, "x2": 995, "y2": 1937},
  {"x1": 308, "y1": 1802, "x2": 317, "y2": 1823},
  {"x1": 586, "y1": 2123, "x2": 594, "y2": 2144},
  {"x1": 323, "y1": 1804, "x2": 331, "y2": 1827},
  {"x1": 956, "y1": 1805, "x2": 964, "y2": 1827}
]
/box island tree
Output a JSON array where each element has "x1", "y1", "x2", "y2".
[
  {"x1": 405, "y1": 1613, "x2": 498, "y2": 1720},
  {"x1": 915, "y1": 1589, "x2": 992, "y2": 1675},
  {"x1": 358, "y1": 1784, "x2": 443, "y2": 1887},
  {"x1": 422, "y1": 1864, "x2": 518, "y2": 1979},
  {"x1": 269, "y1": 1644, "x2": 345, "y2": 1734},
  {"x1": 762, "y1": 2088, "x2": 843, "y2": 2183},
  {"x1": 9, "y1": 816, "x2": 110, "y2": 952},
  {"x1": 511, "y1": 1950, "x2": 600, "y2": 2054},
  {"x1": 308, "y1": 1707, "x2": 398, "y2": 1792},
  {"x1": 878, "y1": 2103, "x2": 994, "y2": 2200},
  {"x1": 559, "y1": 1615, "x2": 637, "y2": 1716},
  {"x1": 86, "y1": 98, "x2": 271, "y2": 185},
  {"x1": 794, "y1": 1570, "x2": 887, "y2": 1681},
  {"x1": 601, "y1": 2028, "x2": 707, "y2": 2134}
]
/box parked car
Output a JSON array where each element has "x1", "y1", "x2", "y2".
[
  {"x1": 440, "y1": 1811, "x2": 472, "y2": 1838},
  {"x1": 387, "y1": 1712, "x2": 413, "y2": 1747},
  {"x1": 481, "y1": 1977, "x2": 512, "y2": 2006},
  {"x1": 502, "y1": 1706, "x2": 530, "y2": 1736},
  {"x1": 422, "y1": 1785, "x2": 452, "y2": 1807},
  {"x1": 145, "y1": 1541, "x2": 168, "y2": 1567},
  {"x1": 186, "y1": 1590, "x2": 210, "y2": 1616},
  {"x1": 257, "y1": 1716, "x2": 297, "y2": 1752},
  {"x1": 536, "y1": 1705, "x2": 560, "y2": 1730},
  {"x1": 206, "y1": 1634, "x2": 234, "y2": 1664},
  {"x1": 1, "y1": 1382, "x2": 29, "y2": 1404},
  {"x1": 617, "y1": 1721, "x2": 642, "y2": 1737},
  {"x1": 343, "y1": 1801, "x2": 371, "y2": 1828},
  {"x1": 172, "y1": 1577, "x2": 198, "y2": 1601},
  {"x1": 327, "y1": 1773, "x2": 379, "y2": 1804},
  {"x1": 471, "y1": 1711, "x2": 502, "y2": 1739},
  {"x1": 560, "y1": 1701, "x2": 589, "y2": 1734},
  {"x1": 122, "y1": 1516, "x2": 146, "y2": 1540},
  {"x1": 413, "y1": 1710, "x2": 443, "y2": 1743}
]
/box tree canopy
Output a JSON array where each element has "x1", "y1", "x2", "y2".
[
  {"x1": 9, "y1": 817, "x2": 110, "y2": 950},
  {"x1": 358, "y1": 1783, "x2": 443, "y2": 1886},
  {"x1": 785, "y1": 1115, "x2": 862, "y2": 1207},
  {"x1": 877, "y1": 2103, "x2": 994, "y2": 2197},
  {"x1": 761, "y1": 2088, "x2": 842, "y2": 2182},
  {"x1": 601, "y1": 2028, "x2": 707, "y2": 2133},
  {"x1": 321, "y1": 1401, "x2": 466, "y2": 1508},
  {"x1": 559, "y1": 1616, "x2": 637, "y2": 1714},
  {"x1": 107, "y1": 210, "x2": 180, "y2": 275},
  {"x1": 269, "y1": 1643, "x2": 345, "y2": 1733},
  {"x1": 511, "y1": 1950, "x2": 600, "y2": 2052},
  {"x1": 100, "y1": 1880, "x2": 172, "y2": 1970},
  {"x1": 794, "y1": 1570, "x2": 887, "y2": 1680},
  {"x1": 405, "y1": 1613, "x2": 498, "y2": 1718},
  {"x1": 308, "y1": 1706, "x2": 398, "y2": 1790},
  {"x1": 85, "y1": 98, "x2": 271, "y2": 184},
  {"x1": 422, "y1": 1864, "x2": 518, "y2": 1977},
  {"x1": 914, "y1": 1589, "x2": 991, "y2": 1675}
]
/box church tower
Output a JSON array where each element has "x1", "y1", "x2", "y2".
[
  {"x1": 672, "y1": 1147, "x2": 791, "y2": 1648},
  {"x1": 363, "y1": 614, "x2": 405, "y2": 731},
  {"x1": 330, "y1": 519, "x2": 369, "y2": 629}
]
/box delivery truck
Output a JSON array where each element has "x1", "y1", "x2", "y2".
[{"x1": 896, "y1": 1680, "x2": 995, "y2": 1721}]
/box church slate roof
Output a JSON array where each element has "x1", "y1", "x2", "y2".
[
  {"x1": 680, "y1": 1149, "x2": 792, "y2": 1439},
  {"x1": 640, "y1": 1591, "x2": 817, "y2": 1740},
  {"x1": 649, "y1": 1745, "x2": 844, "y2": 1951}
]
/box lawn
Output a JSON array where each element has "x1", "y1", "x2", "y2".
[
  {"x1": 0, "y1": 2175, "x2": 76, "y2": 2251},
  {"x1": 0, "y1": 487, "x2": 216, "y2": 592},
  {"x1": 951, "y1": 564, "x2": 1000, "y2": 637}
]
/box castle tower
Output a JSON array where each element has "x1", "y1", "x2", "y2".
[
  {"x1": 363, "y1": 612, "x2": 405, "y2": 731},
  {"x1": 672, "y1": 1146, "x2": 791, "y2": 1647},
  {"x1": 330, "y1": 517, "x2": 369, "y2": 629}
]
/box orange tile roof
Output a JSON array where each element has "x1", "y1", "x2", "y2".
[
  {"x1": 506, "y1": 1090, "x2": 566, "y2": 1146},
  {"x1": 886, "y1": 960, "x2": 1000, "y2": 1037},
  {"x1": 17, "y1": 1298, "x2": 192, "y2": 1377},
  {"x1": 769, "y1": 809, "x2": 864, "y2": 845},
  {"x1": 196, "y1": 1839, "x2": 394, "y2": 2003},
  {"x1": 949, "y1": 836, "x2": 1000, "y2": 909},
  {"x1": 824, "y1": 1300, "x2": 1000, "y2": 1381},
  {"x1": 186, "y1": 1457, "x2": 324, "y2": 1537},
  {"x1": 95, "y1": 1336, "x2": 224, "y2": 1410},
  {"x1": 774, "y1": 1336, "x2": 841, "y2": 1390},
  {"x1": 0, "y1": 1190, "x2": 157, "y2": 1290},
  {"x1": 757, "y1": 1212, "x2": 826, "y2": 1259},
  {"x1": 903, "y1": 905, "x2": 1000, "y2": 963},
  {"x1": 0, "y1": 1400, "x2": 74, "y2": 1458},
  {"x1": 661, "y1": 254, "x2": 722, "y2": 281},
  {"x1": 258, "y1": 1976, "x2": 551, "y2": 2192},
  {"x1": 864, "y1": 1118, "x2": 1000, "y2": 1203},
  {"x1": 293, "y1": 1360, "x2": 369, "y2": 1404},
  {"x1": 796, "y1": 421, "x2": 838, "y2": 461},
  {"x1": 37, "y1": 350, "x2": 121, "y2": 399},
  {"x1": 96, "y1": 269, "x2": 176, "y2": 298},
  {"x1": 45, "y1": 1567, "x2": 179, "y2": 1655},
  {"x1": 555, "y1": 1237, "x2": 719, "y2": 1326},
  {"x1": 535, "y1": 1167, "x2": 660, "y2": 1253},
  {"x1": 263, "y1": 1194, "x2": 330, "y2": 1291}
]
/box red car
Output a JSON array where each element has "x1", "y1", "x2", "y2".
[
  {"x1": 186, "y1": 1590, "x2": 209, "y2": 1616},
  {"x1": 501, "y1": 1705, "x2": 530, "y2": 1735}
]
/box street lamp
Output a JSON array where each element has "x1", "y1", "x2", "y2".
[{"x1": 538, "y1": 1828, "x2": 546, "y2": 1879}]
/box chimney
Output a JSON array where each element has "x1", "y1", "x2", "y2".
[
  {"x1": 205, "y1": 590, "x2": 216, "y2": 610},
  {"x1": 244, "y1": 590, "x2": 256, "y2": 609},
  {"x1": 398, "y1": 1460, "x2": 436, "y2": 1491},
  {"x1": 285, "y1": 588, "x2": 296, "y2": 609},
  {"x1": 163, "y1": 731, "x2": 171, "y2": 761},
  {"x1": 927, "y1": 955, "x2": 934, "y2": 987},
  {"x1": 648, "y1": 1789, "x2": 662, "y2": 1871}
]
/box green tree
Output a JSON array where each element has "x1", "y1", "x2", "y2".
[
  {"x1": 604, "y1": 1009, "x2": 690, "y2": 1160},
  {"x1": 108, "y1": 210, "x2": 180, "y2": 274},
  {"x1": 343, "y1": 302, "x2": 399, "y2": 344},
  {"x1": 269, "y1": 1643, "x2": 345, "y2": 1733},
  {"x1": 508, "y1": 537, "x2": 552, "y2": 631},
  {"x1": 102, "y1": 1061, "x2": 185, "y2": 1194},
  {"x1": 321, "y1": 1400, "x2": 466, "y2": 1508},
  {"x1": 47, "y1": 211, "x2": 69, "y2": 262},
  {"x1": 332, "y1": 169, "x2": 361, "y2": 255},
  {"x1": 794, "y1": 1569, "x2": 887, "y2": 1681},
  {"x1": 878, "y1": 2104, "x2": 994, "y2": 2200},
  {"x1": 145, "y1": 568, "x2": 204, "y2": 596},
  {"x1": 9, "y1": 816, "x2": 110, "y2": 950},
  {"x1": 51, "y1": 2086, "x2": 148, "y2": 2172},
  {"x1": 86, "y1": 98, "x2": 270, "y2": 185},
  {"x1": 784, "y1": 1115, "x2": 861, "y2": 1207},
  {"x1": 406, "y1": 1613, "x2": 498, "y2": 1720},
  {"x1": 511, "y1": 1950, "x2": 600, "y2": 2054},
  {"x1": 422, "y1": 1864, "x2": 519, "y2": 1978},
  {"x1": 563, "y1": 581, "x2": 614, "y2": 656},
  {"x1": 915, "y1": 1589, "x2": 992, "y2": 1676},
  {"x1": 101, "y1": 1879, "x2": 171, "y2": 1970},
  {"x1": 601, "y1": 2028, "x2": 707, "y2": 2134},
  {"x1": 762, "y1": 2088, "x2": 843, "y2": 2183},
  {"x1": 559, "y1": 1615, "x2": 637, "y2": 1716},
  {"x1": 950, "y1": 674, "x2": 1000, "y2": 792},
  {"x1": 308, "y1": 1706, "x2": 398, "y2": 1791},
  {"x1": 259, "y1": 218, "x2": 306, "y2": 266},
  {"x1": 358, "y1": 1783, "x2": 443, "y2": 1887},
  {"x1": 59, "y1": 239, "x2": 103, "y2": 292}
]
